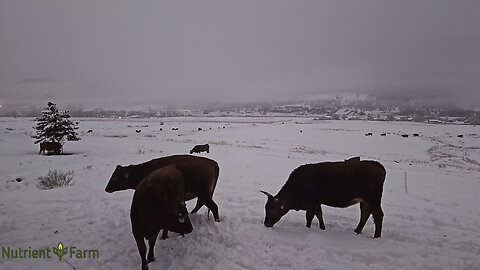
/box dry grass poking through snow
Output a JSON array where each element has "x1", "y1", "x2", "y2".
[{"x1": 37, "y1": 169, "x2": 75, "y2": 190}]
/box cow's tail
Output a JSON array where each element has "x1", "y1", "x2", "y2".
[{"x1": 210, "y1": 160, "x2": 220, "y2": 198}]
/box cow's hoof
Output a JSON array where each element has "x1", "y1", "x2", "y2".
[{"x1": 320, "y1": 224, "x2": 326, "y2": 230}]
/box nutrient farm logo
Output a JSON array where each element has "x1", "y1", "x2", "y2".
[{"x1": 1, "y1": 241, "x2": 99, "y2": 261}]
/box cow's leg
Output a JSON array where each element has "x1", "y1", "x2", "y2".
[
  {"x1": 370, "y1": 204, "x2": 384, "y2": 238},
  {"x1": 305, "y1": 206, "x2": 315, "y2": 228},
  {"x1": 147, "y1": 230, "x2": 159, "y2": 263},
  {"x1": 204, "y1": 199, "x2": 220, "y2": 222},
  {"x1": 160, "y1": 229, "x2": 168, "y2": 240},
  {"x1": 190, "y1": 199, "x2": 205, "y2": 214},
  {"x1": 314, "y1": 205, "x2": 326, "y2": 230},
  {"x1": 354, "y1": 201, "x2": 370, "y2": 235},
  {"x1": 133, "y1": 228, "x2": 148, "y2": 270}
]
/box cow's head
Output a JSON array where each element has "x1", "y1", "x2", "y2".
[
  {"x1": 164, "y1": 200, "x2": 193, "y2": 234},
  {"x1": 261, "y1": 190, "x2": 289, "y2": 227},
  {"x1": 105, "y1": 165, "x2": 136, "y2": 193}
]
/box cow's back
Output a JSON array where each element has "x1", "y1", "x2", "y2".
[{"x1": 147, "y1": 155, "x2": 219, "y2": 198}]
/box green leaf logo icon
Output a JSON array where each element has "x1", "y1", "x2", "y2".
[{"x1": 53, "y1": 241, "x2": 68, "y2": 261}]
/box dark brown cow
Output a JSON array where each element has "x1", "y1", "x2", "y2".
[
  {"x1": 131, "y1": 165, "x2": 193, "y2": 270},
  {"x1": 261, "y1": 158, "x2": 386, "y2": 238},
  {"x1": 38, "y1": 142, "x2": 63, "y2": 155},
  {"x1": 190, "y1": 144, "x2": 210, "y2": 154},
  {"x1": 105, "y1": 155, "x2": 220, "y2": 222}
]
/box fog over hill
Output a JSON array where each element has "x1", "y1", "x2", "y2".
[{"x1": 1, "y1": 1, "x2": 480, "y2": 111}]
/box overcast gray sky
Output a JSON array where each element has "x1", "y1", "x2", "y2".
[{"x1": 1, "y1": 0, "x2": 479, "y2": 109}]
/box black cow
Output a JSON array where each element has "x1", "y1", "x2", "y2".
[
  {"x1": 412, "y1": 133, "x2": 420, "y2": 137},
  {"x1": 38, "y1": 142, "x2": 63, "y2": 155},
  {"x1": 380, "y1": 133, "x2": 386, "y2": 136},
  {"x1": 105, "y1": 155, "x2": 220, "y2": 222},
  {"x1": 190, "y1": 144, "x2": 209, "y2": 154},
  {"x1": 401, "y1": 134, "x2": 409, "y2": 138},
  {"x1": 261, "y1": 158, "x2": 386, "y2": 238},
  {"x1": 131, "y1": 165, "x2": 193, "y2": 270},
  {"x1": 365, "y1": 132, "x2": 373, "y2": 136}
]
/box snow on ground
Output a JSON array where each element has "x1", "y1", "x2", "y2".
[{"x1": 0, "y1": 117, "x2": 479, "y2": 270}]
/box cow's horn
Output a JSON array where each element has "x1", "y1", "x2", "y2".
[{"x1": 260, "y1": 190, "x2": 273, "y2": 198}]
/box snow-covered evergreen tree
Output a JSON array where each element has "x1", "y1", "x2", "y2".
[{"x1": 34, "y1": 102, "x2": 80, "y2": 144}]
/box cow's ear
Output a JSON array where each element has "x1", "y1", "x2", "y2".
[
  {"x1": 260, "y1": 190, "x2": 273, "y2": 198},
  {"x1": 116, "y1": 165, "x2": 121, "y2": 169}
]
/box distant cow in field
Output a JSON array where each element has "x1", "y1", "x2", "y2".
[
  {"x1": 131, "y1": 165, "x2": 193, "y2": 270},
  {"x1": 105, "y1": 155, "x2": 220, "y2": 223},
  {"x1": 401, "y1": 134, "x2": 409, "y2": 138},
  {"x1": 412, "y1": 133, "x2": 420, "y2": 137},
  {"x1": 380, "y1": 133, "x2": 386, "y2": 136},
  {"x1": 457, "y1": 134, "x2": 464, "y2": 138},
  {"x1": 172, "y1": 127, "x2": 179, "y2": 131},
  {"x1": 261, "y1": 158, "x2": 386, "y2": 238},
  {"x1": 159, "y1": 128, "x2": 163, "y2": 131},
  {"x1": 365, "y1": 132, "x2": 373, "y2": 136},
  {"x1": 190, "y1": 144, "x2": 210, "y2": 154},
  {"x1": 198, "y1": 128, "x2": 203, "y2": 131},
  {"x1": 38, "y1": 142, "x2": 63, "y2": 155},
  {"x1": 136, "y1": 130, "x2": 141, "y2": 133},
  {"x1": 87, "y1": 129, "x2": 93, "y2": 133}
]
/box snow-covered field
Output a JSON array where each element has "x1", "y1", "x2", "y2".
[{"x1": 1, "y1": 117, "x2": 479, "y2": 270}]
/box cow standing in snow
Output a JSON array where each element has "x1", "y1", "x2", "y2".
[{"x1": 261, "y1": 158, "x2": 386, "y2": 238}]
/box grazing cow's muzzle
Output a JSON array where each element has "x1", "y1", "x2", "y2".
[{"x1": 264, "y1": 221, "x2": 274, "y2": 228}]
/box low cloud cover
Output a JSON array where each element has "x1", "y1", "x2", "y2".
[{"x1": 1, "y1": 0, "x2": 479, "y2": 109}]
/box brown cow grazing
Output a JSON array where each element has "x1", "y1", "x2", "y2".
[
  {"x1": 261, "y1": 158, "x2": 386, "y2": 238},
  {"x1": 131, "y1": 165, "x2": 193, "y2": 270},
  {"x1": 38, "y1": 142, "x2": 63, "y2": 155},
  {"x1": 190, "y1": 144, "x2": 209, "y2": 154},
  {"x1": 105, "y1": 155, "x2": 220, "y2": 222}
]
